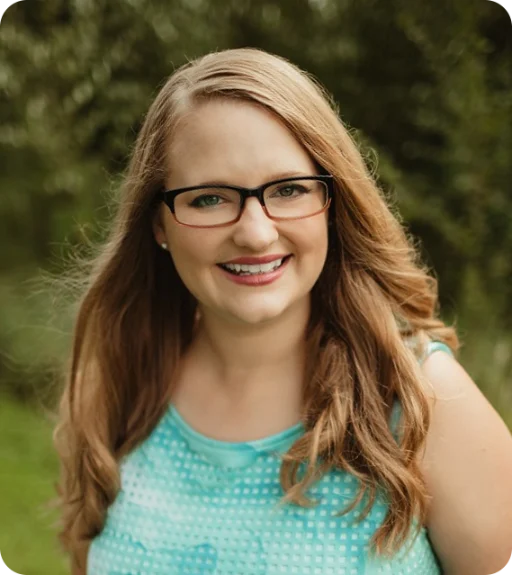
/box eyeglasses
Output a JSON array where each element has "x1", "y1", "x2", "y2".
[{"x1": 157, "y1": 175, "x2": 333, "y2": 228}]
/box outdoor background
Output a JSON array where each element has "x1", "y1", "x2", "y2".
[{"x1": 1, "y1": 0, "x2": 511, "y2": 573}]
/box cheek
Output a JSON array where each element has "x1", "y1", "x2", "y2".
[
  {"x1": 284, "y1": 224, "x2": 328, "y2": 286},
  {"x1": 304, "y1": 226, "x2": 329, "y2": 277},
  {"x1": 167, "y1": 240, "x2": 211, "y2": 301},
  {"x1": 297, "y1": 221, "x2": 329, "y2": 257},
  {"x1": 171, "y1": 243, "x2": 205, "y2": 278},
  {"x1": 167, "y1": 228, "x2": 220, "y2": 275}
]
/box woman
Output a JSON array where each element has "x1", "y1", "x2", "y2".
[{"x1": 54, "y1": 48, "x2": 512, "y2": 575}]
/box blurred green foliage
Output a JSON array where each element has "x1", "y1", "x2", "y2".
[{"x1": 1, "y1": 0, "x2": 511, "y2": 402}]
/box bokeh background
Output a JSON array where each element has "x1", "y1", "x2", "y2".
[{"x1": 1, "y1": 0, "x2": 511, "y2": 573}]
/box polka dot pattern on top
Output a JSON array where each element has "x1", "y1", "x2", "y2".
[{"x1": 87, "y1": 341, "x2": 453, "y2": 574}]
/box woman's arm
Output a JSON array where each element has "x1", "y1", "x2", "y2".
[{"x1": 420, "y1": 350, "x2": 512, "y2": 575}]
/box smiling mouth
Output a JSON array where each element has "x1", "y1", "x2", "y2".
[{"x1": 218, "y1": 255, "x2": 292, "y2": 276}]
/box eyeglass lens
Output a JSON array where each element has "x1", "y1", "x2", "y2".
[{"x1": 173, "y1": 179, "x2": 328, "y2": 226}]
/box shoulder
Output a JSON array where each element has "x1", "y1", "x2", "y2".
[{"x1": 419, "y1": 348, "x2": 512, "y2": 574}]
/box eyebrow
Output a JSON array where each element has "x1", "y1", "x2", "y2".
[{"x1": 193, "y1": 170, "x2": 315, "y2": 188}]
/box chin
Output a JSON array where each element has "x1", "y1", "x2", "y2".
[{"x1": 225, "y1": 302, "x2": 291, "y2": 325}]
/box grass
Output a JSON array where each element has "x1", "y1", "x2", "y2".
[{"x1": 0, "y1": 394, "x2": 69, "y2": 575}]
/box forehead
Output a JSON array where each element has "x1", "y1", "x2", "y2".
[{"x1": 165, "y1": 98, "x2": 316, "y2": 188}]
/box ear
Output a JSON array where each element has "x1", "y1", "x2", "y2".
[{"x1": 152, "y1": 204, "x2": 167, "y2": 247}]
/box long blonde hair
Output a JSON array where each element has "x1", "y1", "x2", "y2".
[{"x1": 54, "y1": 48, "x2": 458, "y2": 566}]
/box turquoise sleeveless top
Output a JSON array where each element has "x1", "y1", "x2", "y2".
[{"x1": 88, "y1": 341, "x2": 453, "y2": 575}]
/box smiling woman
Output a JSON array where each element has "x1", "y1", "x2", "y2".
[
  {"x1": 152, "y1": 98, "x2": 330, "y2": 326},
  {"x1": 53, "y1": 48, "x2": 512, "y2": 575}
]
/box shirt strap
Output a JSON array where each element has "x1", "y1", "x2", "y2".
[
  {"x1": 419, "y1": 340, "x2": 454, "y2": 365},
  {"x1": 389, "y1": 340, "x2": 454, "y2": 440}
]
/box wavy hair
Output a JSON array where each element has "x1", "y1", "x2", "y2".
[{"x1": 53, "y1": 48, "x2": 459, "y2": 568}]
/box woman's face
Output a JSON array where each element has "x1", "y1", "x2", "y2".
[{"x1": 154, "y1": 98, "x2": 330, "y2": 326}]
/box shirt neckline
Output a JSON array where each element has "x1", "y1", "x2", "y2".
[{"x1": 165, "y1": 403, "x2": 306, "y2": 468}]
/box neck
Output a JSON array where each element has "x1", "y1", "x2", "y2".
[{"x1": 181, "y1": 298, "x2": 310, "y2": 408}]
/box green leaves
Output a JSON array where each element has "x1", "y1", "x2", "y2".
[{"x1": 1, "y1": 0, "x2": 511, "y2": 397}]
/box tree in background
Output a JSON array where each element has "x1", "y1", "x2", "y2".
[{"x1": 1, "y1": 0, "x2": 510, "y2": 410}]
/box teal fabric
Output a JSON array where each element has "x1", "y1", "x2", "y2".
[
  {"x1": 88, "y1": 341, "x2": 453, "y2": 574},
  {"x1": 419, "y1": 341, "x2": 453, "y2": 365},
  {"x1": 388, "y1": 340, "x2": 454, "y2": 436}
]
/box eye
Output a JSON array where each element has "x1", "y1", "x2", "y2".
[
  {"x1": 274, "y1": 184, "x2": 308, "y2": 198},
  {"x1": 183, "y1": 187, "x2": 240, "y2": 210},
  {"x1": 190, "y1": 194, "x2": 224, "y2": 208}
]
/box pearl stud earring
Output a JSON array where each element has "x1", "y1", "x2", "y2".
[{"x1": 161, "y1": 242, "x2": 168, "y2": 250}]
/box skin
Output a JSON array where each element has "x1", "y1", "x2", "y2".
[
  {"x1": 73, "y1": 101, "x2": 512, "y2": 574},
  {"x1": 153, "y1": 98, "x2": 329, "y2": 439},
  {"x1": 151, "y1": 98, "x2": 512, "y2": 572},
  {"x1": 420, "y1": 351, "x2": 512, "y2": 575}
]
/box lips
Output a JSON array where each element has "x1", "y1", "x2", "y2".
[
  {"x1": 218, "y1": 255, "x2": 291, "y2": 274},
  {"x1": 219, "y1": 254, "x2": 291, "y2": 265},
  {"x1": 217, "y1": 254, "x2": 292, "y2": 286}
]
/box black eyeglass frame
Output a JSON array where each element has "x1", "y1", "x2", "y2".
[{"x1": 156, "y1": 174, "x2": 334, "y2": 228}]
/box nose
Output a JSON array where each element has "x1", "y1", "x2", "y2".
[{"x1": 231, "y1": 197, "x2": 279, "y2": 250}]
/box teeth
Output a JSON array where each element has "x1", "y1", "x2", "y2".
[{"x1": 223, "y1": 258, "x2": 284, "y2": 275}]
